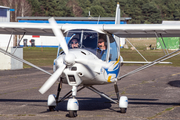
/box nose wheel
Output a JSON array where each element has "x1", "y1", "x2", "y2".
[{"x1": 67, "y1": 86, "x2": 79, "y2": 117}]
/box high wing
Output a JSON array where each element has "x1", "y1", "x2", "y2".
[
  {"x1": 1, "y1": 22, "x2": 180, "y2": 37},
  {"x1": 104, "y1": 24, "x2": 180, "y2": 38}
]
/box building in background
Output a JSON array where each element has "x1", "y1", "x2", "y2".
[{"x1": 0, "y1": 6, "x2": 23, "y2": 70}]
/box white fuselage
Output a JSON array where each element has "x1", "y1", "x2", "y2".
[{"x1": 54, "y1": 49, "x2": 120, "y2": 86}]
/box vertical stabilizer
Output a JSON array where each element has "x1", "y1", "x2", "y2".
[
  {"x1": 114, "y1": 3, "x2": 121, "y2": 47},
  {"x1": 115, "y1": 2, "x2": 120, "y2": 25},
  {"x1": 114, "y1": 3, "x2": 125, "y2": 48}
]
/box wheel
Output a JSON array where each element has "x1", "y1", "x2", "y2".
[
  {"x1": 120, "y1": 108, "x2": 127, "y2": 113},
  {"x1": 119, "y1": 96, "x2": 128, "y2": 113},
  {"x1": 69, "y1": 110, "x2": 77, "y2": 117},
  {"x1": 49, "y1": 106, "x2": 55, "y2": 111}
]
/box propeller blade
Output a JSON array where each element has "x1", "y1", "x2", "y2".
[
  {"x1": 48, "y1": 17, "x2": 68, "y2": 54},
  {"x1": 39, "y1": 64, "x2": 66, "y2": 94}
]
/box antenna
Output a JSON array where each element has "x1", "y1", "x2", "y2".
[
  {"x1": 88, "y1": 11, "x2": 91, "y2": 17},
  {"x1": 97, "y1": 15, "x2": 100, "y2": 24}
]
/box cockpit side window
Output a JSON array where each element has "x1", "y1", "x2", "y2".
[{"x1": 109, "y1": 35, "x2": 119, "y2": 61}]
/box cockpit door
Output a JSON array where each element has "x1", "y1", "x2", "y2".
[{"x1": 103, "y1": 34, "x2": 120, "y2": 83}]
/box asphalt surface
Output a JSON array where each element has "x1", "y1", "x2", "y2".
[{"x1": 0, "y1": 65, "x2": 180, "y2": 120}]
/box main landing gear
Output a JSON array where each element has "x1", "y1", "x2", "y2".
[
  {"x1": 114, "y1": 82, "x2": 128, "y2": 113},
  {"x1": 47, "y1": 81, "x2": 128, "y2": 117}
]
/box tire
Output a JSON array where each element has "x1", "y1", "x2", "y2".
[
  {"x1": 69, "y1": 110, "x2": 77, "y2": 117},
  {"x1": 120, "y1": 108, "x2": 127, "y2": 113},
  {"x1": 49, "y1": 106, "x2": 55, "y2": 111}
]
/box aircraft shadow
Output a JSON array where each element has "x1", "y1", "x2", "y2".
[
  {"x1": 0, "y1": 99, "x2": 46, "y2": 103},
  {"x1": 128, "y1": 98, "x2": 179, "y2": 106},
  {"x1": 56, "y1": 97, "x2": 112, "y2": 111},
  {"x1": 168, "y1": 80, "x2": 180, "y2": 88},
  {"x1": 0, "y1": 97, "x2": 179, "y2": 113}
]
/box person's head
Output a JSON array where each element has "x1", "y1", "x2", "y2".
[
  {"x1": 98, "y1": 38, "x2": 106, "y2": 50},
  {"x1": 70, "y1": 38, "x2": 79, "y2": 48}
]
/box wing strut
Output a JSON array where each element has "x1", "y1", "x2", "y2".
[
  {"x1": 86, "y1": 86, "x2": 118, "y2": 104},
  {"x1": 6, "y1": 31, "x2": 14, "y2": 52},
  {"x1": 118, "y1": 49, "x2": 180, "y2": 80},
  {"x1": 160, "y1": 33, "x2": 169, "y2": 54},
  {"x1": 0, "y1": 47, "x2": 52, "y2": 75},
  {"x1": 13, "y1": 32, "x2": 26, "y2": 54},
  {"x1": 125, "y1": 38, "x2": 148, "y2": 62},
  {"x1": 155, "y1": 32, "x2": 168, "y2": 55}
]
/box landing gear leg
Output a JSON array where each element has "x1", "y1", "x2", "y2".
[
  {"x1": 114, "y1": 82, "x2": 128, "y2": 113},
  {"x1": 56, "y1": 78, "x2": 62, "y2": 104},
  {"x1": 47, "y1": 78, "x2": 62, "y2": 111},
  {"x1": 114, "y1": 82, "x2": 120, "y2": 101},
  {"x1": 67, "y1": 86, "x2": 79, "y2": 117}
]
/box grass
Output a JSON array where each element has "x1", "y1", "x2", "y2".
[
  {"x1": 121, "y1": 48, "x2": 180, "y2": 66},
  {"x1": 121, "y1": 38, "x2": 180, "y2": 67},
  {"x1": 23, "y1": 47, "x2": 57, "y2": 68},
  {"x1": 23, "y1": 38, "x2": 180, "y2": 68}
]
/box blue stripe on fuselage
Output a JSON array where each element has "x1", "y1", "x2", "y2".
[{"x1": 104, "y1": 63, "x2": 120, "y2": 77}]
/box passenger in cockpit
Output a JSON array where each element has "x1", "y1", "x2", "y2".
[{"x1": 69, "y1": 38, "x2": 80, "y2": 49}]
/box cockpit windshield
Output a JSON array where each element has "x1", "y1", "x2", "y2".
[
  {"x1": 57, "y1": 29, "x2": 119, "y2": 62},
  {"x1": 66, "y1": 29, "x2": 98, "y2": 50}
]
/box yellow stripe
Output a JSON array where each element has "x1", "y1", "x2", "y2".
[
  {"x1": 114, "y1": 56, "x2": 120, "y2": 66},
  {"x1": 107, "y1": 76, "x2": 112, "y2": 82}
]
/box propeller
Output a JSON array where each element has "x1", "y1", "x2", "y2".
[
  {"x1": 48, "y1": 17, "x2": 69, "y2": 55},
  {"x1": 39, "y1": 17, "x2": 70, "y2": 94},
  {"x1": 39, "y1": 64, "x2": 66, "y2": 94}
]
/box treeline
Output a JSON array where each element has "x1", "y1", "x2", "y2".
[{"x1": 1, "y1": 0, "x2": 180, "y2": 23}]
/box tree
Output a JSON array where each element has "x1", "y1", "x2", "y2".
[
  {"x1": 77, "y1": 0, "x2": 91, "y2": 17},
  {"x1": 67, "y1": 0, "x2": 82, "y2": 17},
  {"x1": 142, "y1": 2, "x2": 162, "y2": 23},
  {"x1": 90, "y1": 5, "x2": 106, "y2": 17},
  {"x1": 27, "y1": 0, "x2": 42, "y2": 16},
  {"x1": 0, "y1": 0, "x2": 32, "y2": 21}
]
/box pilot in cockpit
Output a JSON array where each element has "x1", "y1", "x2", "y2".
[
  {"x1": 97, "y1": 35, "x2": 107, "y2": 60},
  {"x1": 68, "y1": 38, "x2": 80, "y2": 49}
]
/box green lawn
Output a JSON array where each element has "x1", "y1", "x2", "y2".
[
  {"x1": 120, "y1": 48, "x2": 180, "y2": 67},
  {"x1": 23, "y1": 47, "x2": 57, "y2": 68},
  {"x1": 122, "y1": 38, "x2": 180, "y2": 67}
]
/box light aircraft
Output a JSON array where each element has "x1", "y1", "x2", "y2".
[{"x1": 0, "y1": 3, "x2": 180, "y2": 117}]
